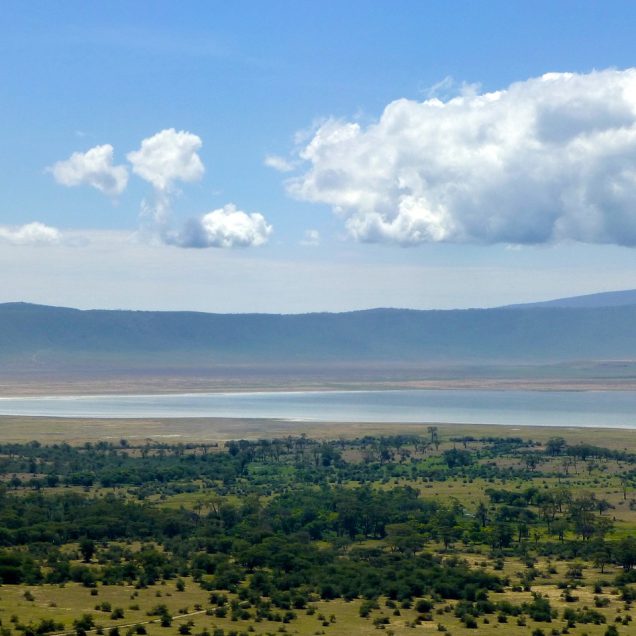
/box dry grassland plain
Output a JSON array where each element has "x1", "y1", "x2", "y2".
[
  {"x1": 0, "y1": 415, "x2": 635, "y2": 447},
  {"x1": 2, "y1": 414, "x2": 636, "y2": 636}
]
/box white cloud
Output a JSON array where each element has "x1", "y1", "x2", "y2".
[
  {"x1": 127, "y1": 128, "x2": 204, "y2": 191},
  {"x1": 49, "y1": 144, "x2": 128, "y2": 196},
  {"x1": 422, "y1": 75, "x2": 481, "y2": 100},
  {"x1": 0, "y1": 222, "x2": 62, "y2": 246},
  {"x1": 48, "y1": 129, "x2": 270, "y2": 251},
  {"x1": 168, "y1": 203, "x2": 272, "y2": 248},
  {"x1": 289, "y1": 68, "x2": 636, "y2": 247},
  {"x1": 264, "y1": 154, "x2": 295, "y2": 173},
  {"x1": 127, "y1": 128, "x2": 205, "y2": 233},
  {"x1": 300, "y1": 229, "x2": 320, "y2": 246}
]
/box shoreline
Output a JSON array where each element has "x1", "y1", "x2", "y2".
[
  {"x1": 5, "y1": 377, "x2": 636, "y2": 397},
  {"x1": 1, "y1": 414, "x2": 636, "y2": 447}
]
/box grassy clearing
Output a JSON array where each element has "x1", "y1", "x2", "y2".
[
  {"x1": 1, "y1": 576, "x2": 631, "y2": 636},
  {"x1": 2, "y1": 416, "x2": 636, "y2": 447}
]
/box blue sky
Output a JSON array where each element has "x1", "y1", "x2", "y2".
[{"x1": 3, "y1": 1, "x2": 636, "y2": 312}]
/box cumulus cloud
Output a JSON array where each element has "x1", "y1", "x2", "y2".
[
  {"x1": 49, "y1": 128, "x2": 271, "y2": 250},
  {"x1": 127, "y1": 128, "x2": 205, "y2": 233},
  {"x1": 423, "y1": 75, "x2": 481, "y2": 100},
  {"x1": 167, "y1": 203, "x2": 272, "y2": 248},
  {"x1": 127, "y1": 128, "x2": 204, "y2": 192},
  {"x1": 0, "y1": 222, "x2": 62, "y2": 246},
  {"x1": 264, "y1": 154, "x2": 296, "y2": 173},
  {"x1": 300, "y1": 229, "x2": 320, "y2": 246},
  {"x1": 49, "y1": 144, "x2": 128, "y2": 196},
  {"x1": 289, "y1": 68, "x2": 636, "y2": 247}
]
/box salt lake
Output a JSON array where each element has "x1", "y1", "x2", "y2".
[{"x1": 1, "y1": 389, "x2": 636, "y2": 428}]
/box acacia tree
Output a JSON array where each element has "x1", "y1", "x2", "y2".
[
  {"x1": 551, "y1": 518, "x2": 569, "y2": 542},
  {"x1": 620, "y1": 475, "x2": 630, "y2": 501},
  {"x1": 385, "y1": 522, "x2": 424, "y2": 555},
  {"x1": 616, "y1": 536, "x2": 636, "y2": 571},
  {"x1": 475, "y1": 501, "x2": 489, "y2": 527},
  {"x1": 79, "y1": 538, "x2": 96, "y2": 563},
  {"x1": 427, "y1": 426, "x2": 440, "y2": 450},
  {"x1": 592, "y1": 545, "x2": 610, "y2": 573},
  {"x1": 569, "y1": 495, "x2": 597, "y2": 541},
  {"x1": 546, "y1": 437, "x2": 566, "y2": 456}
]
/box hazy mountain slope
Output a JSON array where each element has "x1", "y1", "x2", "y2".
[
  {"x1": 505, "y1": 289, "x2": 636, "y2": 309},
  {"x1": 2, "y1": 300, "x2": 636, "y2": 369}
]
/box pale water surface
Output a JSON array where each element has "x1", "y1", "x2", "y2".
[{"x1": 1, "y1": 389, "x2": 636, "y2": 427}]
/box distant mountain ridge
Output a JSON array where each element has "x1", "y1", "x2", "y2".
[
  {"x1": 504, "y1": 289, "x2": 636, "y2": 309},
  {"x1": 2, "y1": 291, "x2": 636, "y2": 370}
]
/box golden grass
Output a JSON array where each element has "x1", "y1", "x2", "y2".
[
  {"x1": 2, "y1": 416, "x2": 636, "y2": 449},
  {"x1": 1, "y1": 576, "x2": 628, "y2": 636}
]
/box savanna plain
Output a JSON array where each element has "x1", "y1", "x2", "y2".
[{"x1": 0, "y1": 413, "x2": 635, "y2": 636}]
